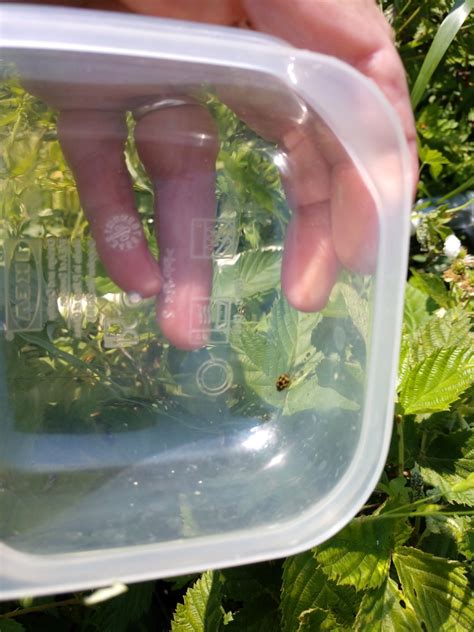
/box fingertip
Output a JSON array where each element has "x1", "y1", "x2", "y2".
[
  {"x1": 331, "y1": 163, "x2": 379, "y2": 276},
  {"x1": 282, "y1": 202, "x2": 341, "y2": 313},
  {"x1": 156, "y1": 294, "x2": 210, "y2": 352}
]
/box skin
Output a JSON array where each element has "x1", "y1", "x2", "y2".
[{"x1": 6, "y1": 0, "x2": 418, "y2": 350}]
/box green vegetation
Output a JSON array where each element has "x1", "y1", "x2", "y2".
[{"x1": 0, "y1": 0, "x2": 473, "y2": 629}]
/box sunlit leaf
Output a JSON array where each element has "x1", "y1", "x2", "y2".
[
  {"x1": 316, "y1": 518, "x2": 411, "y2": 591},
  {"x1": 280, "y1": 552, "x2": 358, "y2": 632},
  {"x1": 393, "y1": 547, "x2": 474, "y2": 631},
  {"x1": 399, "y1": 345, "x2": 474, "y2": 414},
  {"x1": 354, "y1": 578, "x2": 420, "y2": 632},
  {"x1": 171, "y1": 571, "x2": 223, "y2": 632}
]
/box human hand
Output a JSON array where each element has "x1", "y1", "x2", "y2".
[{"x1": 11, "y1": 0, "x2": 417, "y2": 350}]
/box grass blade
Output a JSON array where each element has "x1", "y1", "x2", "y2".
[{"x1": 411, "y1": 0, "x2": 473, "y2": 109}]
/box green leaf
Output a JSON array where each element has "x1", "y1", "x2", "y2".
[
  {"x1": 212, "y1": 249, "x2": 281, "y2": 300},
  {"x1": 269, "y1": 296, "x2": 321, "y2": 368},
  {"x1": 411, "y1": 0, "x2": 474, "y2": 109},
  {"x1": 426, "y1": 514, "x2": 473, "y2": 561},
  {"x1": 233, "y1": 296, "x2": 357, "y2": 414},
  {"x1": 399, "y1": 345, "x2": 474, "y2": 415},
  {"x1": 90, "y1": 581, "x2": 154, "y2": 632},
  {"x1": 283, "y1": 376, "x2": 359, "y2": 416},
  {"x1": 409, "y1": 270, "x2": 450, "y2": 308},
  {"x1": 297, "y1": 607, "x2": 344, "y2": 631},
  {"x1": 413, "y1": 309, "x2": 472, "y2": 362},
  {"x1": 418, "y1": 145, "x2": 450, "y2": 179},
  {"x1": 316, "y1": 517, "x2": 411, "y2": 591},
  {"x1": 171, "y1": 571, "x2": 223, "y2": 632},
  {"x1": 0, "y1": 620, "x2": 26, "y2": 632},
  {"x1": 280, "y1": 552, "x2": 358, "y2": 632},
  {"x1": 237, "y1": 249, "x2": 281, "y2": 298},
  {"x1": 452, "y1": 471, "x2": 474, "y2": 493},
  {"x1": 339, "y1": 283, "x2": 369, "y2": 345},
  {"x1": 403, "y1": 283, "x2": 431, "y2": 334},
  {"x1": 419, "y1": 431, "x2": 474, "y2": 506},
  {"x1": 400, "y1": 308, "x2": 472, "y2": 389},
  {"x1": 354, "y1": 578, "x2": 420, "y2": 632},
  {"x1": 393, "y1": 547, "x2": 474, "y2": 631}
]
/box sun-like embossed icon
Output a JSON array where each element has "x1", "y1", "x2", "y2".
[{"x1": 104, "y1": 214, "x2": 142, "y2": 251}]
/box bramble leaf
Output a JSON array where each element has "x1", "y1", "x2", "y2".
[
  {"x1": 399, "y1": 345, "x2": 474, "y2": 415},
  {"x1": 212, "y1": 249, "x2": 281, "y2": 300},
  {"x1": 403, "y1": 283, "x2": 431, "y2": 334},
  {"x1": 297, "y1": 607, "x2": 344, "y2": 631},
  {"x1": 393, "y1": 547, "x2": 474, "y2": 631},
  {"x1": 339, "y1": 283, "x2": 369, "y2": 345},
  {"x1": 171, "y1": 571, "x2": 223, "y2": 632},
  {"x1": 280, "y1": 552, "x2": 357, "y2": 632},
  {"x1": 409, "y1": 270, "x2": 450, "y2": 308},
  {"x1": 419, "y1": 431, "x2": 474, "y2": 506},
  {"x1": 411, "y1": 309, "x2": 472, "y2": 362},
  {"x1": 354, "y1": 578, "x2": 420, "y2": 632},
  {"x1": 426, "y1": 515, "x2": 473, "y2": 561},
  {"x1": 233, "y1": 296, "x2": 359, "y2": 415},
  {"x1": 315, "y1": 518, "x2": 411, "y2": 591}
]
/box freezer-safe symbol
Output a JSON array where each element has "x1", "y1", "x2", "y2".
[
  {"x1": 196, "y1": 358, "x2": 233, "y2": 396},
  {"x1": 104, "y1": 214, "x2": 142, "y2": 251},
  {"x1": 191, "y1": 218, "x2": 238, "y2": 259}
]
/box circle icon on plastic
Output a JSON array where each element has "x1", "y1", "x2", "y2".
[{"x1": 196, "y1": 358, "x2": 233, "y2": 396}]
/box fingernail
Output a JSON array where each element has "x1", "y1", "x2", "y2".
[{"x1": 126, "y1": 292, "x2": 143, "y2": 305}]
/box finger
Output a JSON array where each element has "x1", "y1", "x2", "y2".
[
  {"x1": 280, "y1": 126, "x2": 341, "y2": 311},
  {"x1": 135, "y1": 104, "x2": 219, "y2": 351},
  {"x1": 119, "y1": 0, "x2": 245, "y2": 24},
  {"x1": 57, "y1": 110, "x2": 162, "y2": 297},
  {"x1": 218, "y1": 90, "x2": 340, "y2": 310},
  {"x1": 282, "y1": 202, "x2": 341, "y2": 312},
  {"x1": 245, "y1": 0, "x2": 418, "y2": 176},
  {"x1": 245, "y1": 0, "x2": 418, "y2": 272}
]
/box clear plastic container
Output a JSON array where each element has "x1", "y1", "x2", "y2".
[{"x1": 0, "y1": 5, "x2": 412, "y2": 599}]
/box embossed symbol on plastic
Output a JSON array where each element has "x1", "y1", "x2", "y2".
[
  {"x1": 191, "y1": 218, "x2": 238, "y2": 259},
  {"x1": 189, "y1": 298, "x2": 232, "y2": 346},
  {"x1": 104, "y1": 214, "x2": 142, "y2": 251},
  {"x1": 3, "y1": 238, "x2": 44, "y2": 339},
  {"x1": 196, "y1": 358, "x2": 233, "y2": 396}
]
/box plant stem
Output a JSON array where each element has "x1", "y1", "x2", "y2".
[
  {"x1": 0, "y1": 597, "x2": 82, "y2": 619},
  {"x1": 419, "y1": 430, "x2": 428, "y2": 459},
  {"x1": 396, "y1": 414, "x2": 405, "y2": 476}
]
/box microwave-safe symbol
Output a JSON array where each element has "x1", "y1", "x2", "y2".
[
  {"x1": 104, "y1": 214, "x2": 142, "y2": 251},
  {"x1": 190, "y1": 297, "x2": 232, "y2": 346},
  {"x1": 4, "y1": 239, "x2": 44, "y2": 338},
  {"x1": 196, "y1": 358, "x2": 233, "y2": 396}
]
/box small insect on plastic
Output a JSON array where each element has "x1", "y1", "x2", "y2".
[{"x1": 276, "y1": 373, "x2": 291, "y2": 392}]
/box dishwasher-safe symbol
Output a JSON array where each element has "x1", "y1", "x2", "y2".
[
  {"x1": 196, "y1": 358, "x2": 233, "y2": 396},
  {"x1": 191, "y1": 218, "x2": 238, "y2": 259}
]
